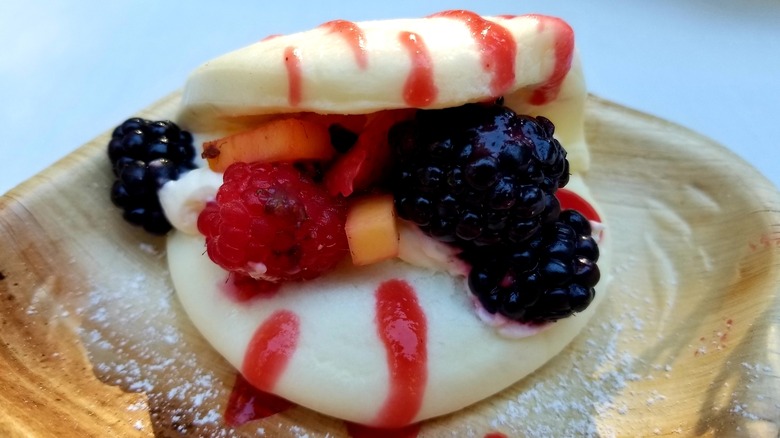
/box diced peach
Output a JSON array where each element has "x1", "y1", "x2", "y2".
[
  {"x1": 202, "y1": 117, "x2": 335, "y2": 172},
  {"x1": 324, "y1": 109, "x2": 415, "y2": 197},
  {"x1": 345, "y1": 194, "x2": 399, "y2": 266}
]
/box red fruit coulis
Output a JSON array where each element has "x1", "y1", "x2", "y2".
[
  {"x1": 432, "y1": 10, "x2": 517, "y2": 96},
  {"x1": 556, "y1": 187, "x2": 602, "y2": 223},
  {"x1": 398, "y1": 31, "x2": 437, "y2": 107},
  {"x1": 261, "y1": 34, "x2": 280, "y2": 42},
  {"x1": 322, "y1": 19, "x2": 368, "y2": 69},
  {"x1": 221, "y1": 274, "x2": 281, "y2": 303},
  {"x1": 224, "y1": 373, "x2": 296, "y2": 427},
  {"x1": 346, "y1": 421, "x2": 422, "y2": 438},
  {"x1": 276, "y1": 10, "x2": 575, "y2": 108},
  {"x1": 284, "y1": 46, "x2": 303, "y2": 106},
  {"x1": 527, "y1": 15, "x2": 574, "y2": 105},
  {"x1": 374, "y1": 279, "x2": 428, "y2": 427},
  {"x1": 242, "y1": 310, "x2": 300, "y2": 391}
]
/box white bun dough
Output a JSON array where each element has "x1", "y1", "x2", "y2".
[
  {"x1": 166, "y1": 11, "x2": 608, "y2": 427},
  {"x1": 178, "y1": 12, "x2": 590, "y2": 173}
]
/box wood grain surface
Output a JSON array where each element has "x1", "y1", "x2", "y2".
[{"x1": 1, "y1": 94, "x2": 778, "y2": 437}]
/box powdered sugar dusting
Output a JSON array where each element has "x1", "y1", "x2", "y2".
[
  {"x1": 457, "y1": 252, "x2": 774, "y2": 437},
  {"x1": 67, "y1": 242, "x2": 355, "y2": 437},
  {"x1": 70, "y1": 263, "x2": 247, "y2": 436}
]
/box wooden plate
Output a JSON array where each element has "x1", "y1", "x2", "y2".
[{"x1": 1, "y1": 94, "x2": 779, "y2": 437}]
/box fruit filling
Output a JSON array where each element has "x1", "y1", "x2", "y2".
[
  {"x1": 109, "y1": 102, "x2": 601, "y2": 325},
  {"x1": 196, "y1": 161, "x2": 349, "y2": 285},
  {"x1": 202, "y1": 117, "x2": 336, "y2": 172}
]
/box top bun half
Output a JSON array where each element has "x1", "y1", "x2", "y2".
[{"x1": 178, "y1": 11, "x2": 590, "y2": 172}]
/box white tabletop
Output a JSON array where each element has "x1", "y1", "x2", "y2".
[{"x1": 2, "y1": 0, "x2": 779, "y2": 195}]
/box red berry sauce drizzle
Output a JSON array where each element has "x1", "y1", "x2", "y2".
[
  {"x1": 431, "y1": 10, "x2": 517, "y2": 96},
  {"x1": 241, "y1": 310, "x2": 300, "y2": 392},
  {"x1": 322, "y1": 20, "x2": 369, "y2": 69},
  {"x1": 556, "y1": 187, "x2": 603, "y2": 242},
  {"x1": 374, "y1": 279, "x2": 428, "y2": 427},
  {"x1": 284, "y1": 46, "x2": 303, "y2": 106},
  {"x1": 220, "y1": 273, "x2": 281, "y2": 303},
  {"x1": 556, "y1": 188, "x2": 602, "y2": 223},
  {"x1": 398, "y1": 32, "x2": 437, "y2": 107},
  {"x1": 281, "y1": 10, "x2": 575, "y2": 107},
  {"x1": 224, "y1": 310, "x2": 300, "y2": 427},
  {"x1": 346, "y1": 422, "x2": 422, "y2": 438},
  {"x1": 224, "y1": 374, "x2": 295, "y2": 427},
  {"x1": 526, "y1": 15, "x2": 574, "y2": 105}
]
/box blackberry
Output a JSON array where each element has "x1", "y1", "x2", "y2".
[
  {"x1": 328, "y1": 123, "x2": 359, "y2": 153},
  {"x1": 389, "y1": 103, "x2": 601, "y2": 323},
  {"x1": 466, "y1": 212, "x2": 600, "y2": 323},
  {"x1": 391, "y1": 103, "x2": 569, "y2": 248},
  {"x1": 107, "y1": 118, "x2": 196, "y2": 234}
]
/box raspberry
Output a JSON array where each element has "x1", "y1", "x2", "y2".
[
  {"x1": 107, "y1": 118, "x2": 196, "y2": 234},
  {"x1": 197, "y1": 161, "x2": 349, "y2": 284}
]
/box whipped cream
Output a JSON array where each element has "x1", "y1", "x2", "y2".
[{"x1": 158, "y1": 167, "x2": 222, "y2": 235}]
